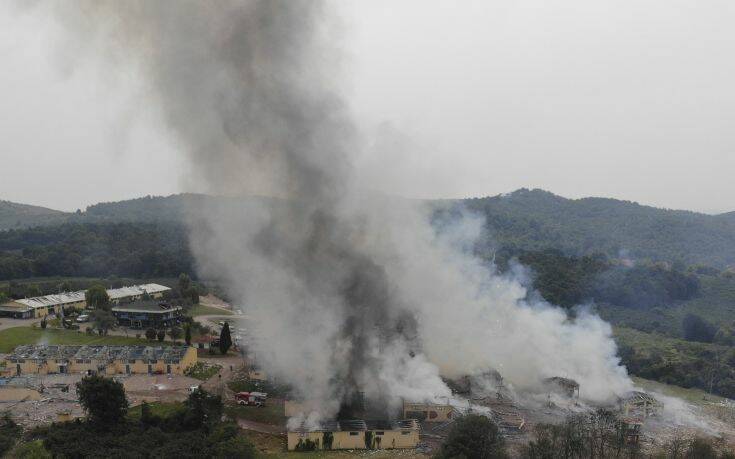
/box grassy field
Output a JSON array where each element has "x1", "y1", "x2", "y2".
[
  {"x1": 225, "y1": 402, "x2": 287, "y2": 426},
  {"x1": 631, "y1": 376, "x2": 728, "y2": 406},
  {"x1": 128, "y1": 401, "x2": 185, "y2": 419},
  {"x1": 187, "y1": 304, "x2": 233, "y2": 317},
  {"x1": 0, "y1": 327, "x2": 160, "y2": 352}
]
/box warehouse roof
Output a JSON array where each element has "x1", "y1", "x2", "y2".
[
  {"x1": 14, "y1": 291, "x2": 86, "y2": 310},
  {"x1": 107, "y1": 284, "x2": 171, "y2": 300},
  {"x1": 0, "y1": 284, "x2": 172, "y2": 311},
  {"x1": 111, "y1": 301, "x2": 182, "y2": 314}
]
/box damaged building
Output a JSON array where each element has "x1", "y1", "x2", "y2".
[
  {"x1": 2, "y1": 345, "x2": 196, "y2": 376},
  {"x1": 287, "y1": 419, "x2": 420, "y2": 451},
  {"x1": 619, "y1": 391, "x2": 663, "y2": 419},
  {"x1": 403, "y1": 401, "x2": 455, "y2": 422},
  {"x1": 544, "y1": 377, "x2": 580, "y2": 399}
]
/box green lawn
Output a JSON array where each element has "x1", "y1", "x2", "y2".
[
  {"x1": 631, "y1": 376, "x2": 727, "y2": 406},
  {"x1": 225, "y1": 402, "x2": 287, "y2": 426},
  {"x1": 0, "y1": 327, "x2": 160, "y2": 353},
  {"x1": 128, "y1": 401, "x2": 185, "y2": 419},
  {"x1": 187, "y1": 304, "x2": 233, "y2": 317}
]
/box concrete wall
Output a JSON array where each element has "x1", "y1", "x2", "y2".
[
  {"x1": 403, "y1": 402, "x2": 454, "y2": 422},
  {"x1": 287, "y1": 429, "x2": 419, "y2": 451},
  {"x1": 372, "y1": 430, "x2": 420, "y2": 449}
]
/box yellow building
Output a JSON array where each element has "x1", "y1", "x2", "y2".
[
  {"x1": 287, "y1": 419, "x2": 420, "y2": 451},
  {"x1": 2, "y1": 345, "x2": 196, "y2": 377},
  {"x1": 403, "y1": 401, "x2": 454, "y2": 422},
  {"x1": 0, "y1": 291, "x2": 87, "y2": 319}
]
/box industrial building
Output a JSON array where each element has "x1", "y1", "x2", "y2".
[
  {"x1": 111, "y1": 302, "x2": 183, "y2": 329},
  {"x1": 2, "y1": 345, "x2": 196, "y2": 376},
  {"x1": 287, "y1": 419, "x2": 420, "y2": 451},
  {"x1": 403, "y1": 401, "x2": 454, "y2": 422},
  {"x1": 0, "y1": 291, "x2": 86, "y2": 319},
  {"x1": 107, "y1": 284, "x2": 170, "y2": 304},
  {"x1": 0, "y1": 283, "x2": 171, "y2": 319}
]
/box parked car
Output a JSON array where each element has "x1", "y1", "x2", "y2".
[{"x1": 76, "y1": 314, "x2": 90, "y2": 323}]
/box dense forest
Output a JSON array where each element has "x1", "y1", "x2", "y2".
[
  {"x1": 460, "y1": 188, "x2": 735, "y2": 267},
  {"x1": 0, "y1": 222, "x2": 193, "y2": 282},
  {"x1": 4, "y1": 189, "x2": 735, "y2": 266}
]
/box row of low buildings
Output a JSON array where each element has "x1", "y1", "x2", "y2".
[
  {"x1": 0, "y1": 283, "x2": 171, "y2": 319},
  {"x1": 288, "y1": 419, "x2": 421, "y2": 451},
  {"x1": 2, "y1": 344, "x2": 197, "y2": 377},
  {"x1": 285, "y1": 401, "x2": 454, "y2": 451}
]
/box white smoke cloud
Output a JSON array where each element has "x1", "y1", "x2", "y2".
[{"x1": 33, "y1": 0, "x2": 633, "y2": 420}]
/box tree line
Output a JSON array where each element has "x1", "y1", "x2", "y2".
[{"x1": 0, "y1": 222, "x2": 193, "y2": 281}]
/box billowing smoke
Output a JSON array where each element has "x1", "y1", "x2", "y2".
[{"x1": 39, "y1": 0, "x2": 631, "y2": 419}]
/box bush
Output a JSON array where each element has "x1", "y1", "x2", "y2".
[
  {"x1": 11, "y1": 440, "x2": 51, "y2": 459},
  {"x1": 683, "y1": 313, "x2": 716, "y2": 343},
  {"x1": 0, "y1": 413, "x2": 21, "y2": 456},
  {"x1": 76, "y1": 375, "x2": 128, "y2": 427},
  {"x1": 436, "y1": 414, "x2": 506, "y2": 459}
]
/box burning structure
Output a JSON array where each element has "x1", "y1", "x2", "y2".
[
  {"x1": 40, "y1": 0, "x2": 633, "y2": 426},
  {"x1": 619, "y1": 391, "x2": 664, "y2": 419},
  {"x1": 403, "y1": 401, "x2": 454, "y2": 422},
  {"x1": 287, "y1": 419, "x2": 420, "y2": 451},
  {"x1": 544, "y1": 377, "x2": 581, "y2": 399}
]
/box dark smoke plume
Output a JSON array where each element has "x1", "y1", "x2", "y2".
[{"x1": 38, "y1": 0, "x2": 633, "y2": 423}]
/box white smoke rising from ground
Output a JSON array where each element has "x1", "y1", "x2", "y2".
[{"x1": 36, "y1": 0, "x2": 633, "y2": 420}]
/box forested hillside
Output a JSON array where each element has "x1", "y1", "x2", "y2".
[
  {"x1": 0, "y1": 200, "x2": 69, "y2": 230},
  {"x1": 2, "y1": 191, "x2": 735, "y2": 397},
  {"x1": 460, "y1": 189, "x2": 735, "y2": 267},
  {"x1": 0, "y1": 222, "x2": 193, "y2": 281},
  {"x1": 3, "y1": 190, "x2": 735, "y2": 266}
]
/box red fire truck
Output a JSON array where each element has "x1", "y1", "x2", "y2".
[{"x1": 235, "y1": 391, "x2": 267, "y2": 407}]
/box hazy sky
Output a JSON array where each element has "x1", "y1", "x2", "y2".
[{"x1": 1, "y1": 1, "x2": 734, "y2": 213}]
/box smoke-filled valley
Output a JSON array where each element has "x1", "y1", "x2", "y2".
[
  {"x1": 32, "y1": 0, "x2": 641, "y2": 422},
  {"x1": 6, "y1": 1, "x2": 735, "y2": 457}
]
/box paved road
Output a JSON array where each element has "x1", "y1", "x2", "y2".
[{"x1": 0, "y1": 317, "x2": 42, "y2": 332}]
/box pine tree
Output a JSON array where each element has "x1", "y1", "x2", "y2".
[
  {"x1": 219, "y1": 322, "x2": 232, "y2": 355},
  {"x1": 185, "y1": 324, "x2": 192, "y2": 345}
]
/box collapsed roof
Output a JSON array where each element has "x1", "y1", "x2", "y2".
[{"x1": 6, "y1": 345, "x2": 190, "y2": 364}]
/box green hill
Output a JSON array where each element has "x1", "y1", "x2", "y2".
[
  {"x1": 4, "y1": 189, "x2": 735, "y2": 266},
  {"x1": 458, "y1": 189, "x2": 735, "y2": 267},
  {"x1": 0, "y1": 200, "x2": 70, "y2": 230}
]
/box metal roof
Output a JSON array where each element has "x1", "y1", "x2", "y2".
[
  {"x1": 111, "y1": 302, "x2": 181, "y2": 314},
  {"x1": 15, "y1": 291, "x2": 86, "y2": 309},
  {"x1": 1, "y1": 284, "x2": 171, "y2": 311},
  {"x1": 622, "y1": 391, "x2": 662, "y2": 405},
  {"x1": 107, "y1": 284, "x2": 171, "y2": 300}
]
